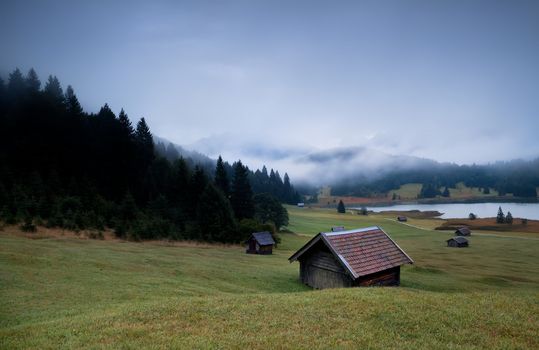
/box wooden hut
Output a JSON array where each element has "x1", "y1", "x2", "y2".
[
  {"x1": 397, "y1": 216, "x2": 407, "y2": 222},
  {"x1": 331, "y1": 226, "x2": 345, "y2": 232},
  {"x1": 245, "y1": 231, "x2": 275, "y2": 255},
  {"x1": 455, "y1": 227, "x2": 471, "y2": 236},
  {"x1": 288, "y1": 226, "x2": 413, "y2": 289},
  {"x1": 447, "y1": 236, "x2": 469, "y2": 248}
]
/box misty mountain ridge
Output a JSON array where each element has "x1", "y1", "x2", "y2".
[
  {"x1": 154, "y1": 136, "x2": 215, "y2": 170},
  {"x1": 154, "y1": 137, "x2": 538, "y2": 198},
  {"x1": 154, "y1": 136, "x2": 435, "y2": 181}
]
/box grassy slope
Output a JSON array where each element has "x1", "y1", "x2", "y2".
[{"x1": 1, "y1": 208, "x2": 539, "y2": 349}]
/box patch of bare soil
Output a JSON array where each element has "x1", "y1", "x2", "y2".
[{"x1": 435, "y1": 218, "x2": 539, "y2": 233}]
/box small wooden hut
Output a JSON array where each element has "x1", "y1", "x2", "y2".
[
  {"x1": 455, "y1": 227, "x2": 471, "y2": 236},
  {"x1": 397, "y1": 216, "x2": 407, "y2": 222},
  {"x1": 289, "y1": 226, "x2": 413, "y2": 289},
  {"x1": 245, "y1": 231, "x2": 275, "y2": 255},
  {"x1": 447, "y1": 236, "x2": 469, "y2": 248}
]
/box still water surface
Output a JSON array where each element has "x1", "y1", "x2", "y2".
[{"x1": 362, "y1": 202, "x2": 539, "y2": 220}]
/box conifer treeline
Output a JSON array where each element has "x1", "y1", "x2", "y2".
[
  {"x1": 0, "y1": 68, "x2": 297, "y2": 242},
  {"x1": 154, "y1": 142, "x2": 302, "y2": 205}
]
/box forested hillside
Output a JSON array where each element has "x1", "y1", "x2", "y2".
[
  {"x1": 0, "y1": 68, "x2": 299, "y2": 241},
  {"x1": 329, "y1": 160, "x2": 539, "y2": 199}
]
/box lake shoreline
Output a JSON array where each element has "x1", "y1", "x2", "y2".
[
  {"x1": 360, "y1": 196, "x2": 538, "y2": 207},
  {"x1": 353, "y1": 201, "x2": 539, "y2": 221}
]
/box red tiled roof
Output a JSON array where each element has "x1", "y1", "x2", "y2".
[{"x1": 289, "y1": 226, "x2": 413, "y2": 279}]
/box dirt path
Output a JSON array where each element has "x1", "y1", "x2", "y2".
[{"x1": 385, "y1": 218, "x2": 539, "y2": 241}]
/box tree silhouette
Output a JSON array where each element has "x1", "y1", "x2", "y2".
[
  {"x1": 25, "y1": 68, "x2": 41, "y2": 92},
  {"x1": 496, "y1": 207, "x2": 505, "y2": 224},
  {"x1": 337, "y1": 200, "x2": 346, "y2": 213},
  {"x1": 65, "y1": 86, "x2": 83, "y2": 116},
  {"x1": 506, "y1": 211, "x2": 513, "y2": 224},
  {"x1": 196, "y1": 183, "x2": 237, "y2": 242},
  {"x1": 231, "y1": 160, "x2": 254, "y2": 220},
  {"x1": 214, "y1": 155, "x2": 230, "y2": 196}
]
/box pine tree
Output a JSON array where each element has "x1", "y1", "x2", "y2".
[
  {"x1": 337, "y1": 200, "x2": 346, "y2": 213},
  {"x1": 135, "y1": 117, "x2": 154, "y2": 167},
  {"x1": 44, "y1": 75, "x2": 63, "y2": 100},
  {"x1": 231, "y1": 160, "x2": 254, "y2": 220},
  {"x1": 118, "y1": 108, "x2": 134, "y2": 136},
  {"x1": 25, "y1": 68, "x2": 41, "y2": 92},
  {"x1": 187, "y1": 166, "x2": 208, "y2": 218},
  {"x1": 283, "y1": 173, "x2": 292, "y2": 204},
  {"x1": 214, "y1": 156, "x2": 230, "y2": 196},
  {"x1": 165, "y1": 143, "x2": 180, "y2": 162},
  {"x1": 8, "y1": 68, "x2": 25, "y2": 96},
  {"x1": 196, "y1": 183, "x2": 237, "y2": 242},
  {"x1": 65, "y1": 85, "x2": 83, "y2": 116},
  {"x1": 506, "y1": 211, "x2": 513, "y2": 224},
  {"x1": 496, "y1": 206, "x2": 505, "y2": 224},
  {"x1": 98, "y1": 103, "x2": 116, "y2": 120}
]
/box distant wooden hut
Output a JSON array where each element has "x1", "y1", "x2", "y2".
[
  {"x1": 245, "y1": 231, "x2": 275, "y2": 255},
  {"x1": 397, "y1": 216, "x2": 407, "y2": 222},
  {"x1": 455, "y1": 227, "x2": 471, "y2": 236},
  {"x1": 447, "y1": 236, "x2": 469, "y2": 248},
  {"x1": 288, "y1": 226, "x2": 413, "y2": 289},
  {"x1": 331, "y1": 226, "x2": 345, "y2": 232}
]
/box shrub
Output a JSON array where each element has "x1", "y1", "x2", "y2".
[
  {"x1": 506, "y1": 211, "x2": 513, "y2": 224},
  {"x1": 20, "y1": 216, "x2": 37, "y2": 232},
  {"x1": 132, "y1": 215, "x2": 175, "y2": 240},
  {"x1": 88, "y1": 230, "x2": 104, "y2": 240},
  {"x1": 469, "y1": 213, "x2": 477, "y2": 220},
  {"x1": 114, "y1": 220, "x2": 128, "y2": 238},
  {"x1": 238, "y1": 219, "x2": 281, "y2": 245}
]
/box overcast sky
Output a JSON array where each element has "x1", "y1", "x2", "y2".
[{"x1": 1, "y1": 0, "x2": 538, "y2": 180}]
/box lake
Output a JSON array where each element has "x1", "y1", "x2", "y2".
[{"x1": 359, "y1": 202, "x2": 539, "y2": 220}]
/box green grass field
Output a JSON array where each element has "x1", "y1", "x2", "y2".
[
  {"x1": 1, "y1": 207, "x2": 538, "y2": 349},
  {"x1": 389, "y1": 182, "x2": 500, "y2": 199}
]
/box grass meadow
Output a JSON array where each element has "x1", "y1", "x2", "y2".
[
  {"x1": 1, "y1": 206, "x2": 538, "y2": 349},
  {"x1": 388, "y1": 182, "x2": 499, "y2": 200}
]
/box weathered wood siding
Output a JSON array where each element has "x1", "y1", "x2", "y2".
[
  {"x1": 257, "y1": 244, "x2": 273, "y2": 255},
  {"x1": 354, "y1": 266, "x2": 400, "y2": 286},
  {"x1": 447, "y1": 240, "x2": 468, "y2": 248},
  {"x1": 299, "y1": 246, "x2": 352, "y2": 289}
]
